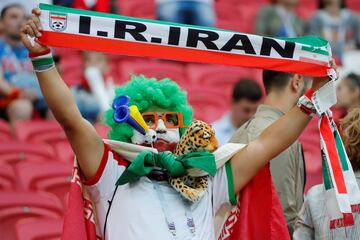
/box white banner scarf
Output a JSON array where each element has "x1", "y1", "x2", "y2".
[{"x1": 38, "y1": 3, "x2": 333, "y2": 77}]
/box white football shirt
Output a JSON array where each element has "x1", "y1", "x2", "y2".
[{"x1": 83, "y1": 143, "x2": 236, "y2": 240}]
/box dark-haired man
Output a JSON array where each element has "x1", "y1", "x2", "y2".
[
  {"x1": 213, "y1": 79, "x2": 262, "y2": 145},
  {"x1": 337, "y1": 73, "x2": 360, "y2": 112},
  {"x1": 0, "y1": 4, "x2": 46, "y2": 123},
  {"x1": 230, "y1": 70, "x2": 308, "y2": 235}
]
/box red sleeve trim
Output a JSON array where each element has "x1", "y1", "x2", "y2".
[
  {"x1": 112, "y1": 150, "x2": 129, "y2": 168},
  {"x1": 82, "y1": 143, "x2": 111, "y2": 186}
]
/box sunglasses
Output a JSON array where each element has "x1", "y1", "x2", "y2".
[{"x1": 141, "y1": 112, "x2": 188, "y2": 129}]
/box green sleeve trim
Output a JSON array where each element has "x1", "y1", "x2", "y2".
[{"x1": 225, "y1": 161, "x2": 237, "y2": 205}]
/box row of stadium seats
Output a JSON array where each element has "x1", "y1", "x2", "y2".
[
  {"x1": 59, "y1": 52, "x2": 262, "y2": 92},
  {"x1": 0, "y1": 191, "x2": 64, "y2": 240},
  {"x1": 116, "y1": 0, "x2": 360, "y2": 30}
]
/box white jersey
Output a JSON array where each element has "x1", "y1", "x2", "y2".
[{"x1": 83, "y1": 143, "x2": 235, "y2": 240}]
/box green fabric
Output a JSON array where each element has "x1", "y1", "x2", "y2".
[
  {"x1": 225, "y1": 161, "x2": 237, "y2": 205},
  {"x1": 278, "y1": 35, "x2": 330, "y2": 56},
  {"x1": 334, "y1": 131, "x2": 349, "y2": 171},
  {"x1": 322, "y1": 150, "x2": 334, "y2": 190},
  {"x1": 116, "y1": 151, "x2": 216, "y2": 185},
  {"x1": 31, "y1": 57, "x2": 54, "y2": 67}
]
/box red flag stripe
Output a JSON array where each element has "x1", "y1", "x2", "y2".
[{"x1": 39, "y1": 31, "x2": 329, "y2": 77}]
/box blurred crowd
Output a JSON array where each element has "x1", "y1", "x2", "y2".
[
  {"x1": 0, "y1": 0, "x2": 360, "y2": 125},
  {"x1": 1, "y1": 0, "x2": 360, "y2": 239}
]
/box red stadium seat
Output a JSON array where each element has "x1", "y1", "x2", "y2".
[
  {"x1": 120, "y1": 0, "x2": 156, "y2": 19},
  {"x1": 0, "y1": 141, "x2": 56, "y2": 166},
  {"x1": 186, "y1": 64, "x2": 261, "y2": 96},
  {"x1": 296, "y1": 5, "x2": 317, "y2": 20},
  {"x1": 185, "y1": 86, "x2": 230, "y2": 123},
  {"x1": 215, "y1": 2, "x2": 241, "y2": 21},
  {"x1": 53, "y1": 141, "x2": 74, "y2": 163},
  {"x1": 57, "y1": 49, "x2": 83, "y2": 87},
  {"x1": 14, "y1": 120, "x2": 66, "y2": 145},
  {"x1": 0, "y1": 119, "x2": 12, "y2": 141},
  {"x1": 119, "y1": 60, "x2": 188, "y2": 86},
  {"x1": 0, "y1": 191, "x2": 63, "y2": 240},
  {"x1": 236, "y1": 5, "x2": 260, "y2": 33},
  {"x1": 216, "y1": 19, "x2": 243, "y2": 32},
  {"x1": 347, "y1": 0, "x2": 360, "y2": 13},
  {"x1": 95, "y1": 123, "x2": 110, "y2": 139},
  {"x1": 0, "y1": 164, "x2": 16, "y2": 191},
  {"x1": 16, "y1": 219, "x2": 63, "y2": 240},
  {"x1": 16, "y1": 162, "x2": 72, "y2": 205}
]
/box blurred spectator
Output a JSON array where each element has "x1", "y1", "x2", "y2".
[
  {"x1": 212, "y1": 79, "x2": 262, "y2": 146},
  {"x1": 337, "y1": 73, "x2": 360, "y2": 112},
  {"x1": 156, "y1": 0, "x2": 215, "y2": 27},
  {"x1": 0, "y1": 4, "x2": 48, "y2": 124},
  {"x1": 71, "y1": 51, "x2": 115, "y2": 123},
  {"x1": 293, "y1": 108, "x2": 360, "y2": 239},
  {"x1": 255, "y1": 0, "x2": 305, "y2": 38},
  {"x1": 230, "y1": 70, "x2": 308, "y2": 235},
  {"x1": 0, "y1": 0, "x2": 38, "y2": 15},
  {"x1": 308, "y1": 0, "x2": 360, "y2": 61}
]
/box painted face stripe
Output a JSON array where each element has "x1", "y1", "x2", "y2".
[{"x1": 39, "y1": 31, "x2": 329, "y2": 76}]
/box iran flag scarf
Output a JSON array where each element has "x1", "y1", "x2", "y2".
[{"x1": 37, "y1": 3, "x2": 333, "y2": 77}]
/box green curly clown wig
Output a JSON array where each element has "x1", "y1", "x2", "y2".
[{"x1": 104, "y1": 75, "x2": 193, "y2": 142}]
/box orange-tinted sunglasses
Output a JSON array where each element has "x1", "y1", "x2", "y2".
[{"x1": 141, "y1": 112, "x2": 188, "y2": 129}]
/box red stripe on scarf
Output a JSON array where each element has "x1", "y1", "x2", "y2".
[
  {"x1": 320, "y1": 116, "x2": 347, "y2": 193},
  {"x1": 329, "y1": 213, "x2": 354, "y2": 229},
  {"x1": 39, "y1": 31, "x2": 329, "y2": 77}
]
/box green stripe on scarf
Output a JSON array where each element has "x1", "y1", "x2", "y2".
[
  {"x1": 322, "y1": 150, "x2": 334, "y2": 190},
  {"x1": 334, "y1": 131, "x2": 349, "y2": 171}
]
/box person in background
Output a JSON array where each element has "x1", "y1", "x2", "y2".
[
  {"x1": 156, "y1": 0, "x2": 215, "y2": 27},
  {"x1": 336, "y1": 73, "x2": 360, "y2": 113},
  {"x1": 71, "y1": 51, "x2": 115, "y2": 123},
  {"x1": 308, "y1": 0, "x2": 360, "y2": 62},
  {"x1": 0, "y1": 0, "x2": 38, "y2": 15},
  {"x1": 212, "y1": 79, "x2": 262, "y2": 146},
  {"x1": 293, "y1": 108, "x2": 360, "y2": 239},
  {"x1": 230, "y1": 70, "x2": 308, "y2": 235},
  {"x1": 255, "y1": 0, "x2": 305, "y2": 38},
  {"x1": 0, "y1": 4, "x2": 48, "y2": 123}
]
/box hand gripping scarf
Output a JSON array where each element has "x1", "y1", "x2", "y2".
[
  {"x1": 302, "y1": 81, "x2": 360, "y2": 229},
  {"x1": 37, "y1": 3, "x2": 333, "y2": 77}
]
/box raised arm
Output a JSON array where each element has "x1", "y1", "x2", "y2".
[
  {"x1": 230, "y1": 73, "x2": 333, "y2": 194},
  {"x1": 20, "y1": 8, "x2": 104, "y2": 179}
]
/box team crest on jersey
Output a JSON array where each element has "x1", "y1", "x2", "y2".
[{"x1": 49, "y1": 12, "x2": 67, "y2": 32}]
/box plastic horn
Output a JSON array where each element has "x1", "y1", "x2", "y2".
[
  {"x1": 112, "y1": 95, "x2": 130, "y2": 109},
  {"x1": 113, "y1": 105, "x2": 147, "y2": 135},
  {"x1": 129, "y1": 106, "x2": 149, "y2": 132}
]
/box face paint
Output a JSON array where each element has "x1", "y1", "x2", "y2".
[{"x1": 131, "y1": 112, "x2": 181, "y2": 152}]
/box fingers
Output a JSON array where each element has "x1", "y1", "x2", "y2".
[
  {"x1": 22, "y1": 24, "x2": 36, "y2": 38},
  {"x1": 31, "y1": 8, "x2": 41, "y2": 16},
  {"x1": 28, "y1": 20, "x2": 41, "y2": 37},
  {"x1": 21, "y1": 17, "x2": 42, "y2": 38},
  {"x1": 31, "y1": 15, "x2": 42, "y2": 31}
]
